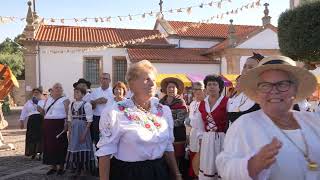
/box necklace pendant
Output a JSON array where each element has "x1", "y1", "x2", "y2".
[{"x1": 308, "y1": 161, "x2": 318, "y2": 171}]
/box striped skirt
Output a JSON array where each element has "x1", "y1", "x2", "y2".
[{"x1": 65, "y1": 119, "x2": 95, "y2": 172}]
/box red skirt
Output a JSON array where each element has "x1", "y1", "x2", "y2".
[{"x1": 42, "y1": 119, "x2": 68, "y2": 165}]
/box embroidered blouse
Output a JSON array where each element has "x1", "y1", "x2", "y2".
[{"x1": 95, "y1": 98, "x2": 174, "y2": 162}]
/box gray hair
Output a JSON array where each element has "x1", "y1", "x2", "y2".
[{"x1": 126, "y1": 60, "x2": 157, "y2": 83}]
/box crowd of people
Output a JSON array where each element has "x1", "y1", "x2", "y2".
[{"x1": 18, "y1": 54, "x2": 320, "y2": 180}]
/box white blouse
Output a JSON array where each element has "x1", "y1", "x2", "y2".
[
  {"x1": 189, "y1": 100, "x2": 201, "y2": 152},
  {"x1": 43, "y1": 96, "x2": 69, "y2": 119},
  {"x1": 216, "y1": 110, "x2": 320, "y2": 180},
  {"x1": 227, "y1": 92, "x2": 255, "y2": 112},
  {"x1": 68, "y1": 101, "x2": 93, "y2": 122},
  {"x1": 90, "y1": 87, "x2": 114, "y2": 116},
  {"x1": 82, "y1": 92, "x2": 91, "y2": 103},
  {"x1": 19, "y1": 99, "x2": 44, "y2": 121},
  {"x1": 96, "y1": 98, "x2": 174, "y2": 162}
]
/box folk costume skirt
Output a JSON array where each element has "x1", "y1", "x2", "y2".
[
  {"x1": 110, "y1": 158, "x2": 170, "y2": 180},
  {"x1": 66, "y1": 119, "x2": 95, "y2": 172},
  {"x1": 199, "y1": 131, "x2": 225, "y2": 180},
  {"x1": 25, "y1": 114, "x2": 43, "y2": 156},
  {"x1": 42, "y1": 118, "x2": 68, "y2": 165}
]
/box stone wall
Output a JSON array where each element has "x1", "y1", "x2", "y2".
[{"x1": 11, "y1": 80, "x2": 26, "y2": 106}]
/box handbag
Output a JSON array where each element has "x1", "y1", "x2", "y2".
[{"x1": 0, "y1": 119, "x2": 8, "y2": 130}]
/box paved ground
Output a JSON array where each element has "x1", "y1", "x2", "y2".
[{"x1": 0, "y1": 107, "x2": 98, "y2": 180}]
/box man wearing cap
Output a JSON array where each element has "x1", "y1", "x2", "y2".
[
  {"x1": 73, "y1": 78, "x2": 91, "y2": 102},
  {"x1": 89, "y1": 73, "x2": 113, "y2": 147}
]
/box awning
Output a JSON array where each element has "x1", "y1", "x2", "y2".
[
  {"x1": 186, "y1": 73, "x2": 233, "y2": 87},
  {"x1": 221, "y1": 74, "x2": 239, "y2": 86},
  {"x1": 156, "y1": 74, "x2": 192, "y2": 87}
]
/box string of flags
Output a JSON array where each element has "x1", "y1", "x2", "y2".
[
  {"x1": 40, "y1": 0, "x2": 261, "y2": 54},
  {"x1": 0, "y1": 0, "x2": 233, "y2": 25}
]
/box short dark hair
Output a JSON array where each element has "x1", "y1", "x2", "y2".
[
  {"x1": 203, "y1": 74, "x2": 224, "y2": 94},
  {"x1": 74, "y1": 87, "x2": 87, "y2": 95},
  {"x1": 32, "y1": 88, "x2": 42, "y2": 94}
]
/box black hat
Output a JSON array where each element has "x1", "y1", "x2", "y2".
[{"x1": 73, "y1": 78, "x2": 91, "y2": 89}]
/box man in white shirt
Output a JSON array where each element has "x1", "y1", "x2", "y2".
[{"x1": 90, "y1": 73, "x2": 113, "y2": 147}]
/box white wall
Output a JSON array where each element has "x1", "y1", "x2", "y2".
[
  {"x1": 237, "y1": 29, "x2": 279, "y2": 49},
  {"x1": 220, "y1": 57, "x2": 227, "y2": 74},
  {"x1": 153, "y1": 63, "x2": 220, "y2": 75},
  {"x1": 38, "y1": 46, "x2": 127, "y2": 98},
  {"x1": 166, "y1": 38, "x2": 220, "y2": 48}
]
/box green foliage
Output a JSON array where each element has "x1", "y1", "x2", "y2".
[
  {"x1": 0, "y1": 52, "x2": 24, "y2": 77},
  {"x1": 278, "y1": 1, "x2": 320, "y2": 62},
  {"x1": 0, "y1": 35, "x2": 24, "y2": 79}
]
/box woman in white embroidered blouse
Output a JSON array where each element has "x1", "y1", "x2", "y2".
[
  {"x1": 216, "y1": 56, "x2": 320, "y2": 180},
  {"x1": 96, "y1": 60, "x2": 182, "y2": 180}
]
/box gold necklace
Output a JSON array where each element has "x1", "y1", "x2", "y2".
[
  {"x1": 132, "y1": 98, "x2": 151, "y2": 113},
  {"x1": 273, "y1": 118, "x2": 318, "y2": 171}
]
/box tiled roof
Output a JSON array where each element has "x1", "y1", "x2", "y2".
[
  {"x1": 167, "y1": 21, "x2": 260, "y2": 39},
  {"x1": 205, "y1": 24, "x2": 278, "y2": 54},
  {"x1": 127, "y1": 48, "x2": 219, "y2": 64},
  {"x1": 34, "y1": 25, "x2": 168, "y2": 45}
]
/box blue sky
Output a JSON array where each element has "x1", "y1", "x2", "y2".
[{"x1": 0, "y1": 0, "x2": 289, "y2": 42}]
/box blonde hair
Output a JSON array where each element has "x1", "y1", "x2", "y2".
[{"x1": 126, "y1": 60, "x2": 157, "y2": 83}]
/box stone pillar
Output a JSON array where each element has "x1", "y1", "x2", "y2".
[
  {"x1": 23, "y1": 45, "x2": 37, "y2": 100},
  {"x1": 225, "y1": 55, "x2": 241, "y2": 74}
]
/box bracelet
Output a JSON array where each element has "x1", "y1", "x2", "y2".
[{"x1": 175, "y1": 173, "x2": 182, "y2": 176}]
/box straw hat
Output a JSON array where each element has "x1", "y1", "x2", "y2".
[
  {"x1": 160, "y1": 77, "x2": 184, "y2": 95},
  {"x1": 192, "y1": 152, "x2": 200, "y2": 176},
  {"x1": 239, "y1": 56, "x2": 317, "y2": 103}
]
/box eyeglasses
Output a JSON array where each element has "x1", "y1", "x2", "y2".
[{"x1": 257, "y1": 80, "x2": 294, "y2": 93}]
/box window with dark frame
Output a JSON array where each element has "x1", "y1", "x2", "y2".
[
  {"x1": 84, "y1": 57, "x2": 101, "y2": 86},
  {"x1": 113, "y1": 57, "x2": 127, "y2": 84}
]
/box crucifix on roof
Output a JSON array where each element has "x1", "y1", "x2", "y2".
[{"x1": 159, "y1": 0, "x2": 164, "y2": 19}]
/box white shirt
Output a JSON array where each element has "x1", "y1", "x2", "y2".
[
  {"x1": 216, "y1": 110, "x2": 320, "y2": 180},
  {"x1": 90, "y1": 87, "x2": 113, "y2": 116},
  {"x1": 42, "y1": 96, "x2": 69, "y2": 119},
  {"x1": 19, "y1": 99, "x2": 45, "y2": 121},
  {"x1": 96, "y1": 98, "x2": 174, "y2": 162},
  {"x1": 68, "y1": 100, "x2": 93, "y2": 122},
  {"x1": 189, "y1": 100, "x2": 201, "y2": 152},
  {"x1": 82, "y1": 92, "x2": 91, "y2": 103},
  {"x1": 227, "y1": 92, "x2": 256, "y2": 112},
  {"x1": 296, "y1": 99, "x2": 311, "y2": 112}
]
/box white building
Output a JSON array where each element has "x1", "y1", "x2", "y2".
[{"x1": 21, "y1": 2, "x2": 280, "y2": 99}]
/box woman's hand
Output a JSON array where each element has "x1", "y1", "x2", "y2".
[{"x1": 248, "y1": 138, "x2": 282, "y2": 178}]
